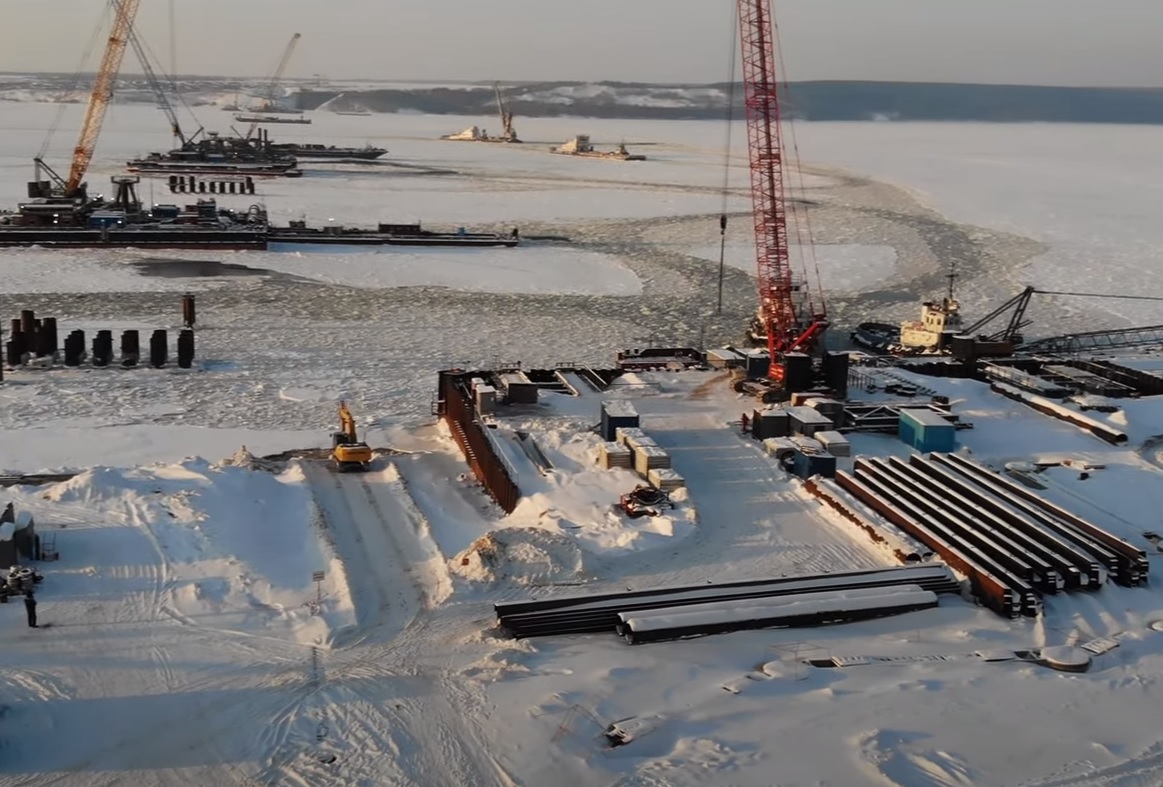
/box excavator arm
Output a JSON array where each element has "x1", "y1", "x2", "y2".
[
  {"x1": 333, "y1": 401, "x2": 371, "y2": 471},
  {"x1": 338, "y1": 401, "x2": 358, "y2": 442},
  {"x1": 66, "y1": 0, "x2": 141, "y2": 195}
]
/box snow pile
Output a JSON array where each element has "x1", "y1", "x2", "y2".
[
  {"x1": 489, "y1": 420, "x2": 698, "y2": 555},
  {"x1": 452, "y1": 527, "x2": 584, "y2": 586},
  {"x1": 42, "y1": 459, "x2": 355, "y2": 644}
]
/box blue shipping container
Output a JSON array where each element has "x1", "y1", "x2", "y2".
[
  {"x1": 898, "y1": 409, "x2": 955, "y2": 453},
  {"x1": 792, "y1": 450, "x2": 836, "y2": 480}
]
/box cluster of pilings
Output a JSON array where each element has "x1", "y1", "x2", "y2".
[{"x1": 3, "y1": 308, "x2": 195, "y2": 374}]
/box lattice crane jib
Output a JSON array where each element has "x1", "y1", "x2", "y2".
[
  {"x1": 737, "y1": 0, "x2": 827, "y2": 382},
  {"x1": 67, "y1": 0, "x2": 142, "y2": 196}
]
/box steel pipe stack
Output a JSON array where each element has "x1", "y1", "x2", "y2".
[{"x1": 495, "y1": 564, "x2": 960, "y2": 639}]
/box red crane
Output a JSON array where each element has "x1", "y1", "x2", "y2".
[{"x1": 738, "y1": 0, "x2": 828, "y2": 385}]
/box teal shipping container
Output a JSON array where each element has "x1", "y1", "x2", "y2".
[{"x1": 899, "y1": 409, "x2": 955, "y2": 453}]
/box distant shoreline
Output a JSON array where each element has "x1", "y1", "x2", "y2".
[{"x1": 7, "y1": 75, "x2": 1163, "y2": 125}]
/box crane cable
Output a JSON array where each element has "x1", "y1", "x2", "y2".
[
  {"x1": 131, "y1": 13, "x2": 202, "y2": 139},
  {"x1": 716, "y1": 2, "x2": 739, "y2": 316},
  {"x1": 37, "y1": 2, "x2": 110, "y2": 162},
  {"x1": 773, "y1": 17, "x2": 825, "y2": 320},
  {"x1": 1037, "y1": 289, "x2": 1163, "y2": 302}
]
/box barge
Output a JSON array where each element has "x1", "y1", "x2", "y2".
[
  {"x1": 550, "y1": 135, "x2": 645, "y2": 161},
  {"x1": 234, "y1": 114, "x2": 313, "y2": 125},
  {"x1": 127, "y1": 130, "x2": 302, "y2": 179},
  {"x1": 269, "y1": 143, "x2": 387, "y2": 161},
  {"x1": 269, "y1": 221, "x2": 520, "y2": 248},
  {"x1": 0, "y1": 174, "x2": 269, "y2": 250}
]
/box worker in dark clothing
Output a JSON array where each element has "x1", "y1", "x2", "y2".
[{"x1": 24, "y1": 592, "x2": 37, "y2": 628}]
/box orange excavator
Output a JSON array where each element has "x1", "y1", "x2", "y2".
[{"x1": 331, "y1": 401, "x2": 372, "y2": 472}]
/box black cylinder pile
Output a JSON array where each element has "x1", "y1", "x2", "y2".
[
  {"x1": 168, "y1": 175, "x2": 256, "y2": 195},
  {"x1": 4, "y1": 308, "x2": 196, "y2": 371}
]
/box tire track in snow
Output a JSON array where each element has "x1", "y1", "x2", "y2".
[
  {"x1": 1021, "y1": 740, "x2": 1163, "y2": 787},
  {"x1": 265, "y1": 462, "x2": 515, "y2": 786}
]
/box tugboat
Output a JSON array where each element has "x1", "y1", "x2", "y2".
[
  {"x1": 850, "y1": 266, "x2": 964, "y2": 355},
  {"x1": 127, "y1": 129, "x2": 302, "y2": 179}
]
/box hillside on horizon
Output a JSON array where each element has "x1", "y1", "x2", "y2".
[{"x1": 6, "y1": 73, "x2": 1163, "y2": 124}]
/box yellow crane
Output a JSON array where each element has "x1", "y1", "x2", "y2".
[
  {"x1": 66, "y1": 0, "x2": 142, "y2": 196},
  {"x1": 331, "y1": 401, "x2": 372, "y2": 472}
]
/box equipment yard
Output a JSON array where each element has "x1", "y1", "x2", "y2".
[{"x1": 9, "y1": 4, "x2": 1163, "y2": 786}]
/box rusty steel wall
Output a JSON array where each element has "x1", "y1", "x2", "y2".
[{"x1": 440, "y1": 373, "x2": 520, "y2": 514}]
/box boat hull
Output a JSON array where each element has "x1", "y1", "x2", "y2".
[
  {"x1": 127, "y1": 163, "x2": 303, "y2": 178},
  {"x1": 850, "y1": 322, "x2": 901, "y2": 353},
  {"x1": 275, "y1": 147, "x2": 386, "y2": 161},
  {"x1": 268, "y1": 232, "x2": 518, "y2": 248},
  {"x1": 0, "y1": 228, "x2": 268, "y2": 250}
]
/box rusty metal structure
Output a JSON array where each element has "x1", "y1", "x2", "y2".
[{"x1": 436, "y1": 371, "x2": 520, "y2": 513}]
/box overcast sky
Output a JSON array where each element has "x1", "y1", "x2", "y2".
[{"x1": 2, "y1": 0, "x2": 1161, "y2": 86}]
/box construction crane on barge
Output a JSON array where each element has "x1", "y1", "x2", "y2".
[
  {"x1": 737, "y1": 0, "x2": 828, "y2": 391},
  {"x1": 31, "y1": 0, "x2": 141, "y2": 201},
  {"x1": 242, "y1": 32, "x2": 303, "y2": 137}
]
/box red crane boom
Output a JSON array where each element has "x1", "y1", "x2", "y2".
[{"x1": 737, "y1": 0, "x2": 827, "y2": 384}]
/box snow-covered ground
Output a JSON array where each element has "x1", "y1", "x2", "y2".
[{"x1": 5, "y1": 102, "x2": 1163, "y2": 785}]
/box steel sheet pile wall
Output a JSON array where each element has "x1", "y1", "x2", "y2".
[
  {"x1": 834, "y1": 452, "x2": 1147, "y2": 619},
  {"x1": 495, "y1": 564, "x2": 960, "y2": 639},
  {"x1": 438, "y1": 372, "x2": 520, "y2": 513},
  {"x1": 991, "y1": 382, "x2": 1128, "y2": 445},
  {"x1": 804, "y1": 477, "x2": 934, "y2": 564}
]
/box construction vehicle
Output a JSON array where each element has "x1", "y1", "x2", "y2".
[
  {"x1": 330, "y1": 401, "x2": 372, "y2": 472},
  {"x1": 735, "y1": 0, "x2": 829, "y2": 398}
]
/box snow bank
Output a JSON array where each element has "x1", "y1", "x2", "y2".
[
  {"x1": 452, "y1": 527, "x2": 585, "y2": 586},
  {"x1": 43, "y1": 458, "x2": 355, "y2": 644}
]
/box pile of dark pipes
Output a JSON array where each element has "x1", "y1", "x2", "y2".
[
  {"x1": 495, "y1": 564, "x2": 961, "y2": 641},
  {"x1": 3, "y1": 308, "x2": 194, "y2": 372}
]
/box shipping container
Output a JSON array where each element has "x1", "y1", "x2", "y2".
[
  {"x1": 600, "y1": 400, "x2": 640, "y2": 441},
  {"x1": 752, "y1": 408, "x2": 790, "y2": 440},
  {"x1": 786, "y1": 405, "x2": 834, "y2": 436},
  {"x1": 815, "y1": 430, "x2": 851, "y2": 457},
  {"x1": 498, "y1": 372, "x2": 539, "y2": 405},
  {"x1": 898, "y1": 409, "x2": 955, "y2": 453},
  {"x1": 792, "y1": 450, "x2": 837, "y2": 480},
  {"x1": 784, "y1": 352, "x2": 813, "y2": 393},
  {"x1": 745, "y1": 349, "x2": 770, "y2": 379},
  {"x1": 475, "y1": 384, "x2": 497, "y2": 414},
  {"x1": 808, "y1": 397, "x2": 845, "y2": 423},
  {"x1": 706, "y1": 347, "x2": 747, "y2": 369}
]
